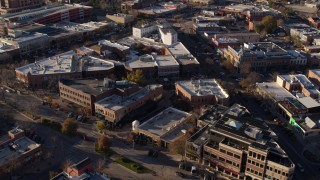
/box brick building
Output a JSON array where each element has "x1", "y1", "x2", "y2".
[
  {"x1": 95, "y1": 84, "x2": 163, "y2": 125},
  {"x1": 59, "y1": 78, "x2": 138, "y2": 115},
  {"x1": 0, "y1": 128, "x2": 42, "y2": 173},
  {"x1": 15, "y1": 50, "x2": 115, "y2": 88},
  {"x1": 186, "y1": 113, "x2": 295, "y2": 179},
  {"x1": 0, "y1": 0, "x2": 44, "y2": 14},
  {"x1": 175, "y1": 79, "x2": 229, "y2": 106}
]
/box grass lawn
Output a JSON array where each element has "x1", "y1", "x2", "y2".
[{"x1": 115, "y1": 156, "x2": 152, "y2": 173}]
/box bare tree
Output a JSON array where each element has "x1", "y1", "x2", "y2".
[
  {"x1": 62, "y1": 159, "x2": 72, "y2": 172},
  {"x1": 95, "y1": 159, "x2": 105, "y2": 173}
]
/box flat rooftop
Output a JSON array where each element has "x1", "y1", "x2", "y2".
[
  {"x1": 310, "y1": 69, "x2": 320, "y2": 78},
  {"x1": 155, "y1": 54, "x2": 179, "y2": 67},
  {"x1": 137, "y1": 107, "x2": 191, "y2": 138},
  {"x1": 0, "y1": 42, "x2": 18, "y2": 53},
  {"x1": 167, "y1": 42, "x2": 191, "y2": 56},
  {"x1": 0, "y1": 32, "x2": 49, "y2": 44},
  {"x1": 60, "y1": 79, "x2": 135, "y2": 96},
  {"x1": 95, "y1": 84, "x2": 162, "y2": 111},
  {"x1": 52, "y1": 22, "x2": 96, "y2": 33},
  {"x1": 98, "y1": 40, "x2": 130, "y2": 51},
  {"x1": 0, "y1": 137, "x2": 40, "y2": 166},
  {"x1": 297, "y1": 97, "x2": 320, "y2": 109},
  {"x1": 16, "y1": 51, "x2": 114, "y2": 75},
  {"x1": 81, "y1": 21, "x2": 110, "y2": 29},
  {"x1": 0, "y1": 4, "x2": 92, "y2": 22},
  {"x1": 125, "y1": 54, "x2": 157, "y2": 69},
  {"x1": 257, "y1": 82, "x2": 295, "y2": 101},
  {"x1": 176, "y1": 79, "x2": 229, "y2": 98}
]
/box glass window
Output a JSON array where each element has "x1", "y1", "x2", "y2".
[
  {"x1": 261, "y1": 156, "x2": 265, "y2": 161},
  {"x1": 219, "y1": 157, "x2": 225, "y2": 162},
  {"x1": 253, "y1": 152, "x2": 257, "y2": 158},
  {"x1": 220, "y1": 149, "x2": 226, "y2": 153},
  {"x1": 234, "y1": 154, "x2": 240, "y2": 159},
  {"x1": 227, "y1": 151, "x2": 233, "y2": 156},
  {"x1": 258, "y1": 154, "x2": 261, "y2": 159}
]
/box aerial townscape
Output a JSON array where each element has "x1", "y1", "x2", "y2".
[{"x1": 2, "y1": 0, "x2": 320, "y2": 180}]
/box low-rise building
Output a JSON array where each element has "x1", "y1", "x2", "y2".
[
  {"x1": 51, "y1": 157, "x2": 108, "y2": 180},
  {"x1": 95, "y1": 84, "x2": 163, "y2": 125},
  {"x1": 0, "y1": 4, "x2": 92, "y2": 25},
  {"x1": 125, "y1": 53, "x2": 180, "y2": 77},
  {"x1": 0, "y1": 32, "x2": 49, "y2": 55},
  {"x1": 276, "y1": 74, "x2": 320, "y2": 99},
  {"x1": 59, "y1": 78, "x2": 138, "y2": 115},
  {"x1": 223, "y1": 42, "x2": 301, "y2": 72},
  {"x1": 15, "y1": 50, "x2": 115, "y2": 88},
  {"x1": 91, "y1": 40, "x2": 130, "y2": 59},
  {"x1": 159, "y1": 28, "x2": 177, "y2": 45},
  {"x1": 308, "y1": 69, "x2": 320, "y2": 86},
  {"x1": 134, "y1": 107, "x2": 193, "y2": 148},
  {"x1": 106, "y1": 13, "x2": 135, "y2": 25},
  {"x1": 0, "y1": 42, "x2": 19, "y2": 61},
  {"x1": 175, "y1": 79, "x2": 229, "y2": 106},
  {"x1": 213, "y1": 32, "x2": 260, "y2": 44},
  {"x1": 166, "y1": 42, "x2": 200, "y2": 76},
  {"x1": 188, "y1": 114, "x2": 294, "y2": 179},
  {"x1": 0, "y1": 128, "x2": 42, "y2": 173}
]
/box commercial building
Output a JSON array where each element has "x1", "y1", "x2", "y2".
[
  {"x1": 0, "y1": 0, "x2": 44, "y2": 14},
  {"x1": 51, "y1": 157, "x2": 108, "y2": 180},
  {"x1": 308, "y1": 69, "x2": 320, "y2": 86},
  {"x1": 15, "y1": 50, "x2": 115, "y2": 88},
  {"x1": 95, "y1": 84, "x2": 163, "y2": 125},
  {"x1": 0, "y1": 32, "x2": 49, "y2": 55},
  {"x1": 91, "y1": 40, "x2": 130, "y2": 59},
  {"x1": 223, "y1": 42, "x2": 305, "y2": 72},
  {"x1": 106, "y1": 13, "x2": 135, "y2": 25},
  {"x1": 187, "y1": 114, "x2": 295, "y2": 179},
  {"x1": 213, "y1": 32, "x2": 260, "y2": 45},
  {"x1": 159, "y1": 28, "x2": 177, "y2": 45},
  {"x1": 175, "y1": 79, "x2": 229, "y2": 106},
  {"x1": 134, "y1": 107, "x2": 193, "y2": 148},
  {"x1": 125, "y1": 53, "x2": 180, "y2": 78},
  {"x1": 0, "y1": 128, "x2": 42, "y2": 173},
  {"x1": 59, "y1": 78, "x2": 138, "y2": 115},
  {"x1": 0, "y1": 4, "x2": 92, "y2": 25},
  {"x1": 165, "y1": 42, "x2": 200, "y2": 76},
  {"x1": 276, "y1": 74, "x2": 320, "y2": 99},
  {"x1": 0, "y1": 42, "x2": 19, "y2": 61}
]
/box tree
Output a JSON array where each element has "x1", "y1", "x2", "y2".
[
  {"x1": 96, "y1": 121, "x2": 106, "y2": 131},
  {"x1": 95, "y1": 159, "x2": 105, "y2": 173},
  {"x1": 223, "y1": 59, "x2": 234, "y2": 70},
  {"x1": 96, "y1": 135, "x2": 112, "y2": 153},
  {"x1": 49, "y1": 171, "x2": 59, "y2": 179},
  {"x1": 168, "y1": 132, "x2": 193, "y2": 158},
  {"x1": 239, "y1": 72, "x2": 262, "y2": 89},
  {"x1": 124, "y1": 70, "x2": 146, "y2": 85},
  {"x1": 62, "y1": 159, "x2": 71, "y2": 171},
  {"x1": 255, "y1": 16, "x2": 277, "y2": 34},
  {"x1": 61, "y1": 118, "x2": 78, "y2": 136},
  {"x1": 239, "y1": 62, "x2": 252, "y2": 75}
]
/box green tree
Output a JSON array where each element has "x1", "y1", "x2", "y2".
[
  {"x1": 260, "y1": 15, "x2": 277, "y2": 33},
  {"x1": 61, "y1": 118, "x2": 78, "y2": 136},
  {"x1": 124, "y1": 70, "x2": 146, "y2": 85},
  {"x1": 96, "y1": 121, "x2": 106, "y2": 131},
  {"x1": 96, "y1": 135, "x2": 112, "y2": 153}
]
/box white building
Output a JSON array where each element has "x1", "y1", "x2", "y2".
[
  {"x1": 159, "y1": 28, "x2": 177, "y2": 45},
  {"x1": 132, "y1": 24, "x2": 158, "y2": 38}
]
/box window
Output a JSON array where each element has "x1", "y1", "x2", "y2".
[
  {"x1": 257, "y1": 154, "x2": 261, "y2": 159},
  {"x1": 226, "y1": 160, "x2": 232, "y2": 164},
  {"x1": 247, "y1": 168, "x2": 250, "y2": 171},
  {"x1": 220, "y1": 149, "x2": 226, "y2": 153},
  {"x1": 249, "y1": 151, "x2": 252, "y2": 156},
  {"x1": 253, "y1": 152, "x2": 257, "y2": 158},
  {"x1": 266, "y1": 166, "x2": 269, "y2": 170},
  {"x1": 227, "y1": 151, "x2": 233, "y2": 156},
  {"x1": 259, "y1": 164, "x2": 263, "y2": 168},
  {"x1": 282, "y1": 172, "x2": 285, "y2": 176},
  {"x1": 270, "y1": 167, "x2": 273, "y2": 171},
  {"x1": 248, "y1": 159, "x2": 252, "y2": 163},
  {"x1": 261, "y1": 156, "x2": 265, "y2": 161},
  {"x1": 234, "y1": 154, "x2": 240, "y2": 159},
  {"x1": 211, "y1": 154, "x2": 216, "y2": 158},
  {"x1": 219, "y1": 157, "x2": 225, "y2": 162},
  {"x1": 259, "y1": 172, "x2": 262, "y2": 176}
]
